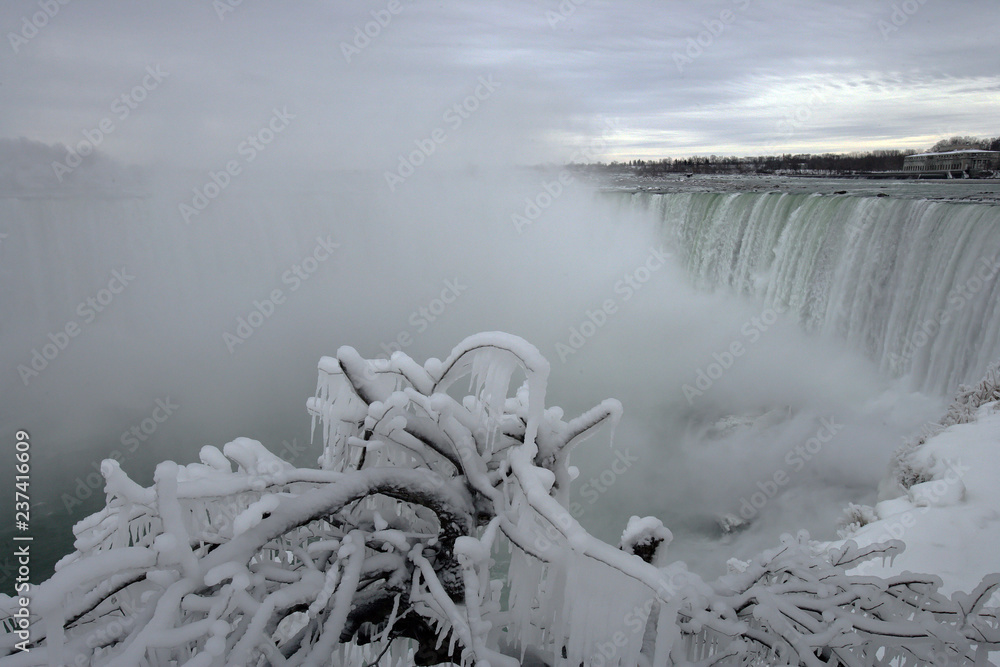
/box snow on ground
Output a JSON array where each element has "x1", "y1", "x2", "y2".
[{"x1": 820, "y1": 401, "x2": 1000, "y2": 599}]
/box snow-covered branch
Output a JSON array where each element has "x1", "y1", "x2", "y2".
[{"x1": 2, "y1": 332, "x2": 998, "y2": 666}]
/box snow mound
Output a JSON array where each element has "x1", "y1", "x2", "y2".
[
  {"x1": 829, "y1": 401, "x2": 1000, "y2": 599},
  {"x1": 619, "y1": 515, "x2": 673, "y2": 566}
]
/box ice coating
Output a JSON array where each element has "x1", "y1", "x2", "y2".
[{"x1": 3, "y1": 334, "x2": 999, "y2": 665}]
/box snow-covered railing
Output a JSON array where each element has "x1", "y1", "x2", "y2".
[{"x1": 2, "y1": 332, "x2": 999, "y2": 666}]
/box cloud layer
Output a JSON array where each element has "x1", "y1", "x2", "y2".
[{"x1": 1, "y1": 0, "x2": 998, "y2": 168}]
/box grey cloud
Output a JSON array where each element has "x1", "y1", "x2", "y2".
[{"x1": 1, "y1": 0, "x2": 997, "y2": 166}]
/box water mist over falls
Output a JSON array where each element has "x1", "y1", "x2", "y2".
[
  {"x1": 626, "y1": 190, "x2": 1000, "y2": 394},
  {"x1": 3, "y1": 171, "x2": 999, "y2": 586},
  {"x1": 592, "y1": 187, "x2": 1000, "y2": 573}
]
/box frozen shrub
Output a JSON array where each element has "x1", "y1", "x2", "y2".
[
  {"x1": 836, "y1": 502, "x2": 879, "y2": 538},
  {"x1": 885, "y1": 361, "x2": 1000, "y2": 495},
  {"x1": 941, "y1": 362, "x2": 1000, "y2": 427},
  {"x1": 2, "y1": 334, "x2": 998, "y2": 666}
]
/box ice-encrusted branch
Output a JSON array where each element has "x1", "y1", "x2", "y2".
[{"x1": 3, "y1": 332, "x2": 999, "y2": 666}]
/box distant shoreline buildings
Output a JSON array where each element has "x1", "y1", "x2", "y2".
[
  {"x1": 563, "y1": 141, "x2": 1000, "y2": 179},
  {"x1": 900, "y1": 149, "x2": 1000, "y2": 179}
]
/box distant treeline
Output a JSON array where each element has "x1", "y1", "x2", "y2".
[{"x1": 568, "y1": 135, "x2": 1000, "y2": 176}]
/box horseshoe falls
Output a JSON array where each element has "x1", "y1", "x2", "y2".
[
  {"x1": 569, "y1": 184, "x2": 1000, "y2": 575},
  {"x1": 4, "y1": 167, "x2": 1000, "y2": 586},
  {"x1": 628, "y1": 190, "x2": 1000, "y2": 395}
]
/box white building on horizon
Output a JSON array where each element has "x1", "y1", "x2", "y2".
[{"x1": 902, "y1": 149, "x2": 1000, "y2": 178}]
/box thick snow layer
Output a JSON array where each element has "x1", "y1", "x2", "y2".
[
  {"x1": 620, "y1": 516, "x2": 672, "y2": 552},
  {"x1": 824, "y1": 402, "x2": 1000, "y2": 598}
]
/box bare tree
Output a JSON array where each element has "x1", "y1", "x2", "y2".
[{"x1": 929, "y1": 135, "x2": 988, "y2": 153}]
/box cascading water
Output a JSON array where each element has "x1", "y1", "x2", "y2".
[
  {"x1": 5, "y1": 168, "x2": 999, "y2": 587},
  {"x1": 627, "y1": 190, "x2": 1000, "y2": 395}
]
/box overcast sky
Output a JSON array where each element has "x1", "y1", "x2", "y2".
[{"x1": 2, "y1": 0, "x2": 998, "y2": 170}]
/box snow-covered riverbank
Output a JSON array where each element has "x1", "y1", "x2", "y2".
[{"x1": 820, "y1": 369, "x2": 1000, "y2": 601}]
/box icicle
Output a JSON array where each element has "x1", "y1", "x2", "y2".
[
  {"x1": 523, "y1": 360, "x2": 548, "y2": 450},
  {"x1": 468, "y1": 346, "x2": 519, "y2": 450},
  {"x1": 375, "y1": 593, "x2": 402, "y2": 646},
  {"x1": 553, "y1": 549, "x2": 655, "y2": 666},
  {"x1": 435, "y1": 332, "x2": 550, "y2": 449},
  {"x1": 308, "y1": 560, "x2": 341, "y2": 618}
]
